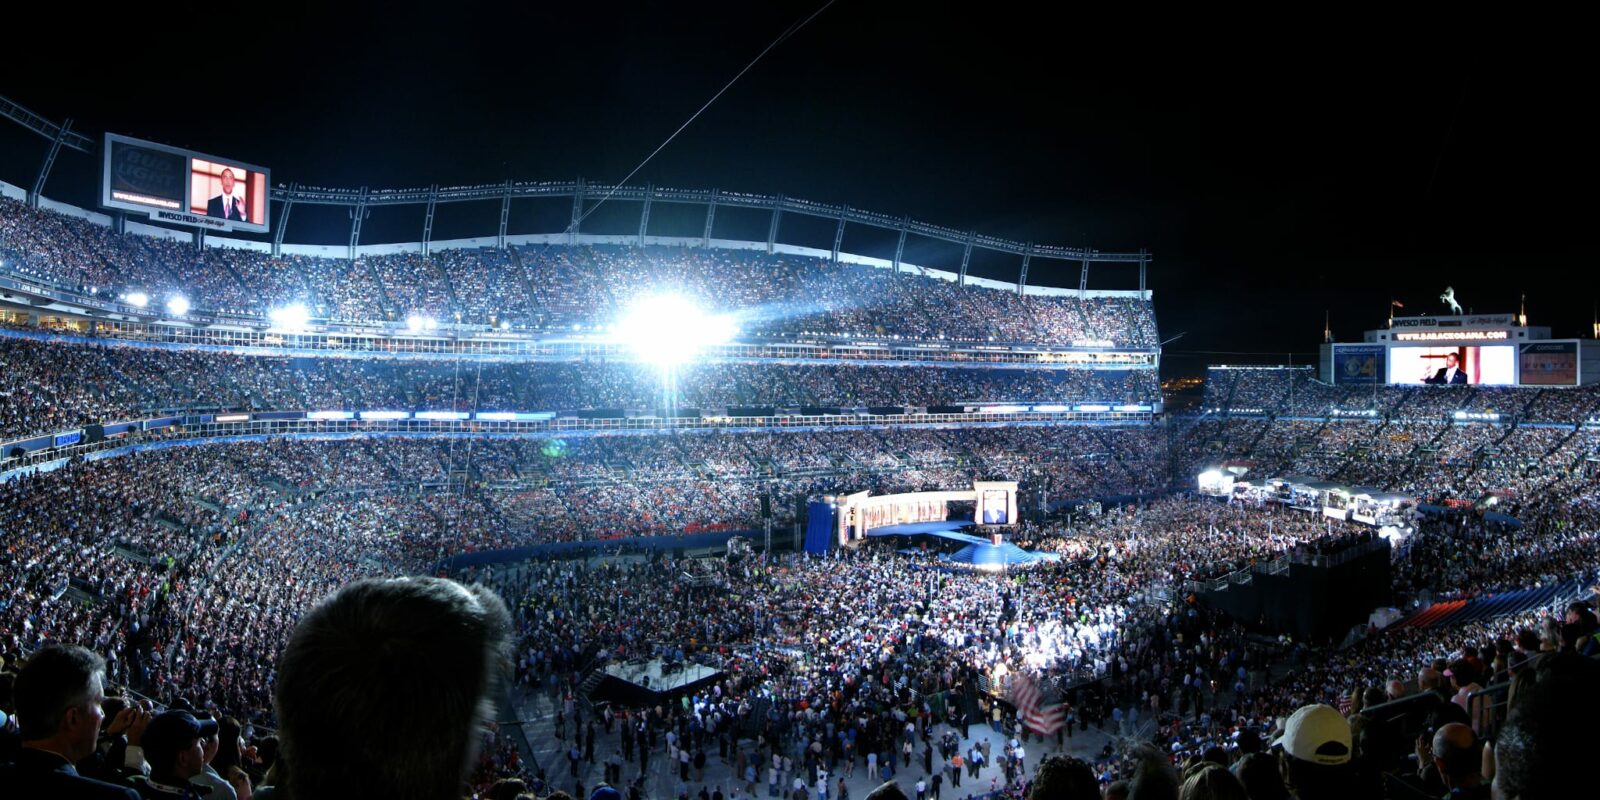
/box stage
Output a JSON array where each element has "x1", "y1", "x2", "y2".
[
  {"x1": 589, "y1": 658, "x2": 724, "y2": 706},
  {"x1": 867, "y1": 520, "x2": 984, "y2": 538},
  {"x1": 865, "y1": 520, "x2": 1061, "y2": 569}
]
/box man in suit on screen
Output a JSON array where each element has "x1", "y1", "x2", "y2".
[
  {"x1": 981, "y1": 491, "x2": 1008, "y2": 524},
  {"x1": 1424, "y1": 352, "x2": 1469, "y2": 385},
  {"x1": 206, "y1": 168, "x2": 247, "y2": 221}
]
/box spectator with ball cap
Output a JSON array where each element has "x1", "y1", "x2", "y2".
[
  {"x1": 1273, "y1": 704, "x2": 1356, "y2": 800},
  {"x1": 131, "y1": 710, "x2": 223, "y2": 799}
]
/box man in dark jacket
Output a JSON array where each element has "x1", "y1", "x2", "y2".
[{"x1": 0, "y1": 645, "x2": 139, "y2": 799}]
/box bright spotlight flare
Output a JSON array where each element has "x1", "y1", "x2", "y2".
[
  {"x1": 269, "y1": 303, "x2": 312, "y2": 330},
  {"x1": 166, "y1": 295, "x2": 190, "y2": 316},
  {"x1": 612, "y1": 294, "x2": 738, "y2": 369}
]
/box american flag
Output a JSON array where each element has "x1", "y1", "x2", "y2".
[
  {"x1": 1338, "y1": 693, "x2": 1353, "y2": 716},
  {"x1": 1009, "y1": 672, "x2": 1066, "y2": 735}
]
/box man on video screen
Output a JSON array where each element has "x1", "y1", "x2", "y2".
[
  {"x1": 207, "y1": 168, "x2": 247, "y2": 221},
  {"x1": 981, "y1": 490, "x2": 1008, "y2": 524},
  {"x1": 1423, "y1": 352, "x2": 1469, "y2": 385}
]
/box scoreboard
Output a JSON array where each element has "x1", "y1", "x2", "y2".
[
  {"x1": 101, "y1": 133, "x2": 270, "y2": 233},
  {"x1": 1321, "y1": 315, "x2": 1594, "y2": 387}
]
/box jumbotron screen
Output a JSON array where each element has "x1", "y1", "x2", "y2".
[
  {"x1": 101, "y1": 133, "x2": 270, "y2": 233},
  {"x1": 1388, "y1": 345, "x2": 1515, "y2": 386}
]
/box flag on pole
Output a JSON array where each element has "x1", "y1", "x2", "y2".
[
  {"x1": 1009, "y1": 672, "x2": 1066, "y2": 735},
  {"x1": 1391, "y1": 300, "x2": 1405, "y2": 308}
]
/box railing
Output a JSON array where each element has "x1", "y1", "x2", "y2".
[
  {"x1": 1183, "y1": 538, "x2": 1389, "y2": 595},
  {"x1": 1467, "y1": 681, "x2": 1511, "y2": 740},
  {"x1": 0, "y1": 408, "x2": 1159, "y2": 476},
  {"x1": 5, "y1": 311, "x2": 1160, "y2": 364},
  {"x1": 1287, "y1": 536, "x2": 1390, "y2": 568}
]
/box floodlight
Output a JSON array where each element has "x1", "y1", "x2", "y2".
[
  {"x1": 166, "y1": 295, "x2": 190, "y2": 316},
  {"x1": 270, "y1": 303, "x2": 311, "y2": 330},
  {"x1": 406, "y1": 314, "x2": 428, "y2": 333},
  {"x1": 612, "y1": 294, "x2": 738, "y2": 369},
  {"x1": 125, "y1": 291, "x2": 149, "y2": 308}
]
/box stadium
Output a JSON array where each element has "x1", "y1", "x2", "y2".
[{"x1": 1, "y1": 15, "x2": 1595, "y2": 800}]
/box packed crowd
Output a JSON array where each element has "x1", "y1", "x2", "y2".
[
  {"x1": 1174, "y1": 411, "x2": 1598, "y2": 512},
  {"x1": 1196, "y1": 400, "x2": 1595, "y2": 553},
  {"x1": 7, "y1": 165, "x2": 1595, "y2": 800},
  {"x1": 0, "y1": 331, "x2": 1159, "y2": 440},
  {"x1": 1, "y1": 197, "x2": 1161, "y2": 346},
  {"x1": 2, "y1": 431, "x2": 1595, "y2": 798},
  {"x1": 3, "y1": 574, "x2": 524, "y2": 800},
  {"x1": 1201, "y1": 368, "x2": 1303, "y2": 414},
  {"x1": 478, "y1": 487, "x2": 1595, "y2": 800},
  {"x1": 0, "y1": 336, "x2": 1594, "y2": 799},
  {"x1": 0, "y1": 424, "x2": 1174, "y2": 692}
]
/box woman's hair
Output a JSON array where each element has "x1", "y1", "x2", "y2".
[
  {"x1": 1128, "y1": 746, "x2": 1180, "y2": 800},
  {"x1": 1504, "y1": 667, "x2": 1538, "y2": 715},
  {"x1": 1347, "y1": 687, "x2": 1366, "y2": 716},
  {"x1": 1178, "y1": 763, "x2": 1248, "y2": 800},
  {"x1": 212, "y1": 716, "x2": 245, "y2": 773},
  {"x1": 1233, "y1": 753, "x2": 1288, "y2": 800}
]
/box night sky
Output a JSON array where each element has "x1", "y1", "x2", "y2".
[{"x1": 1, "y1": 6, "x2": 1587, "y2": 377}]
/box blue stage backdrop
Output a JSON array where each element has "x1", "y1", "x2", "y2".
[{"x1": 805, "y1": 502, "x2": 836, "y2": 553}]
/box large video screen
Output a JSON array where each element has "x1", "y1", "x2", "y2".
[
  {"x1": 1519, "y1": 342, "x2": 1578, "y2": 386},
  {"x1": 1388, "y1": 345, "x2": 1515, "y2": 386},
  {"x1": 980, "y1": 489, "x2": 1010, "y2": 524},
  {"x1": 1332, "y1": 345, "x2": 1386, "y2": 386},
  {"x1": 102, "y1": 133, "x2": 270, "y2": 233}
]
